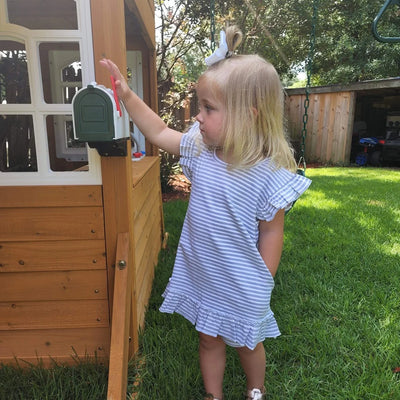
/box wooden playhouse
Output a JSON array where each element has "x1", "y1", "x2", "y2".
[{"x1": 0, "y1": 0, "x2": 163, "y2": 396}]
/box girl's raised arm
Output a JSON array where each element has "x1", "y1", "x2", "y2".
[{"x1": 99, "y1": 58, "x2": 182, "y2": 155}]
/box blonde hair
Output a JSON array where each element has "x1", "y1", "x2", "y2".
[{"x1": 199, "y1": 25, "x2": 297, "y2": 172}]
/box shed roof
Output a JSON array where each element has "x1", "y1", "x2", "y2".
[{"x1": 285, "y1": 77, "x2": 400, "y2": 97}]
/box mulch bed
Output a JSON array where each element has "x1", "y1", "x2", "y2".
[{"x1": 162, "y1": 174, "x2": 191, "y2": 202}]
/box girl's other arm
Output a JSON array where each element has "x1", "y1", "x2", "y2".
[
  {"x1": 99, "y1": 58, "x2": 182, "y2": 155},
  {"x1": 258, "y1": 209, "x2": 285, "y2": 277}
]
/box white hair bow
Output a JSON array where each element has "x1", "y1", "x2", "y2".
[{"x1": 205, "y1": 31, "x2": 231, "y2": 67}]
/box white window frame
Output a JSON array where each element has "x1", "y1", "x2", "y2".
[
  {"x1": 127, "y1": 50, "x2": 145, "y2": 155},
  {"x1": 49, "y1": 49, "x2": 87, "y2": 162},
  {"x1": 0, "y1": 0, "x2": 101, "y2": 186}
]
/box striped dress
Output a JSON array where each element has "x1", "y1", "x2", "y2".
[{"x1": 159, "y1": 122, "x2": 311, "y2": 350}]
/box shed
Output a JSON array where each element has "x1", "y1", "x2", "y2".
[
  {"x1": 0, "y1": 0, "x2": 163, "y2": 395},
  {"x1": 285, "y1": 78, "x2": 400, "y2": 164}
]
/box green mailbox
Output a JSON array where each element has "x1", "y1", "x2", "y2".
[{"x1": 72, "y1": 82, "x2": 129, "y2": 143}]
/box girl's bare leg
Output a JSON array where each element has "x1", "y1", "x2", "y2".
[
  {"x1": 199, "y1": 333, "x2": 226, "y2": 399},
  {"x1": 236, "y1": 342, "x2": 266, "y2": 391}
]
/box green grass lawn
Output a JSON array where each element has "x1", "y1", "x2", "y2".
[{"x1": 1, "y1": 167, "x2": 400, "y2": 399}]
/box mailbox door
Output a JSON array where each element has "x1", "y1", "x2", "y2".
[{"x1": 73, "y1": 88, "x2": 115, "y2": 142}]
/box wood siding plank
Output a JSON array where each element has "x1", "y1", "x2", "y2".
[
  {"x1": 0, "y1": 240, "x2": 106, "y2": 272},
  {"x1": 0, "y1": 207, "x2": 104, "y2": 242},
  {"x1": 0, "y1": 327, "x2": 110, "y2": 361},
  {"x1": 0, "y1": 186, "x2": 103, "y2": 208},
  {"x1": 0, "y1": 299, "x2": 109, "y2": 330},
  {"x1": 0, "y1": 270, "x2": 108, "y2": 302}
]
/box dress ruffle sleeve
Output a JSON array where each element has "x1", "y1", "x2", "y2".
[
  {"x1": 179, "y1": 122, "x2": 202, "y2": 182},
  {"x1": 256, "y1": 169, "x2": 311, "y2": 221}
]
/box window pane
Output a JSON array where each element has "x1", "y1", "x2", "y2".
[
  {"x1": 46, "y1": 115, "x2": 88, "y2": 172},
  {"x1": 0, "y1": 41, "x2": 31, "y2": 104},
  {"x1": 7, "y1": 0, "x2": 78, "y2": 30},
  {"x1": 0, "y1": 115, "x2": 37, "y2": 172},
  {"x1": 62, "y1": 63, "x2": 82, "y2": 104},
  {"x1": 39, "y1": 43, "x2": 81, "y2": 104}
]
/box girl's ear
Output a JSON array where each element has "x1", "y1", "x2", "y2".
[{"x1": 251, "y1": 107, "x2": 258, "y2": 117}]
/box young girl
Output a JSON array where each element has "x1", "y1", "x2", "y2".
[{"x1": 101, "y1": 25, "x2": 311, "y2": 400}]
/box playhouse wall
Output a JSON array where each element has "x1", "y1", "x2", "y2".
[
  {"x1": 285, "y1": 91, "x2": 356, "y2": 164},
  {"x1": 0, "y1": 185, "x2": 110, "y2": 365},
  {"x1": 131, "y1": 157, "x2": 163, "y2": 331},
  {"x1": 0, "y1": 158, "x2": 163, "y2": 365}
]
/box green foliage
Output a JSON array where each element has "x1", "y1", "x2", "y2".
[
  {"x1": 287, "y1": 78, "x2": 308, "y2": 88},
  {"x1": 311, "y1": 0, "x2": 400, "y2": 84},
  {"x1": 159, "y1": 150, "x2": 181, "y2": 193}
]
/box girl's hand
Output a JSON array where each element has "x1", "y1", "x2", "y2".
[{"x1": 99, "y1": 58, "x2": 131, "y2": 102}]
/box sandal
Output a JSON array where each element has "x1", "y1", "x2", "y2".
[{"x1": 245, "y1": 386, "x2": 266, "y2": 400}]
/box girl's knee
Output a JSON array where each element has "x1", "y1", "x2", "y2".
[
  {"x1": 236, "y1": 346, "x2": 252, "y2": 357},
  {"x1": 199, "y1": 332, "x2": 225, "y2": 351},
  {"x1": 236, "y1": 341, "x2": 264, "y2": 356}
]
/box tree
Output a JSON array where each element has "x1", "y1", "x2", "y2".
[
  {"x1": 156, "y1": 0, "x2": 212, "y2": 130},
  {"x1": 155, "y1": 0, "x2": 400, "y2": 115},
  {"x1": 312, "y1": 0, "x2": 400, "y2": 84},
  {"x1": 222, "y1": 0, "x2": 400, "y2": 85},
  {"x1": 155, "y1": 0, "x2": 214, "y2": 191}
]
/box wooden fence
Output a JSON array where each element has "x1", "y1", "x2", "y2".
[{"x1": 285, "y1": 91, "x2": 356, "y2": 165}]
